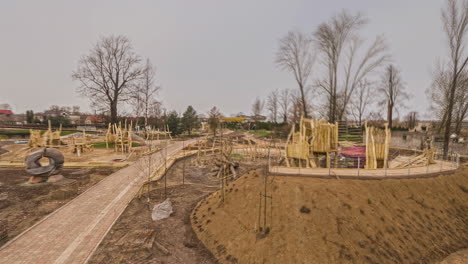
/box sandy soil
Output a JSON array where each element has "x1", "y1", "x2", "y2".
[
  {"x1": 88, "y1": 155, "x2": 266, "y2": 264},
  {"x1": 439, "y1": 248, "x2": 468, "y2": 263},
  {"x1": 0, "y1": 167, "x2": 118, "y2": 246},
  {"x1": 193, "y1": 165, "x2": 468, "y2": 264}
]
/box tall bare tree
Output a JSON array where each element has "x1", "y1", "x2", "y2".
[
  {"x1": 406, "y1": 111, "x2": 418, "y2": 130},
  {"x1": 279, "y1": 88, "x2": 291, "y2": 123},
  {"x1": 350, "y1": 79, "x2": 373, "y2": 126},
  {"x1": 314, "y1": 11, "x2": 366, "y2": 123},
  {"x1": 429, "y1": 63, "x2": 468, "y2": 135},
  {"x1": 453, "y1": 73, "x2": 468, "y2": 133},
  {"x1": 288, "y1": 89, "x2": 312, "y2": 124},
  {"x1": 134, "y1": 59, "x2": 160, "y2": 128},
  {"x1": 251, "y1": 97, "x2": 264, "y2": 117},
  {"x1": 276, "y1": 31, "x2": 315, "y2": 117},
  {"x1": 378, "y1": 64, "x2": 408, "y2": 129},
  {"x1": 208, "y1": 106, "x2": 222, "y2": 137},
  {"x1": 266, "y1": 90, "x2": 279, "y2": 123},
  {"x1": 73, "y1": 35, "x2": 143, "y2": 123},
  {"x1": 440, "y1": 0, "x2": 468, "y2": 156},
  {"x1": 338, "y1": 35, "x2": 388, "y2": 120}
]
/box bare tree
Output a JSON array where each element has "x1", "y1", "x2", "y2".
[
  {"x1": 288, "y1": 89, "x2": 312, "y2": 124},
  {"x1": 314, "y1": 10, "x2": 366, "y2": 123},
  {"x1": 338, "y1": 35, "x2": 388, "y2": 120},
  {"x1": 440, "y1": 0, "x2": 468, "y2": 156},
  {"x1": 378, "y1": 64, "x2": 408, "y2": 129},
  {"x1": 350, "y1": 79, "x2": 373, "y2": 126},
  {"x1": 251, "y1": 97, "x2": 264, "y2": 117},
  {"x1": 208, "y1": 106, "x2": 222, "y2": 137},
  {"x1": 133, "y1": 59, "x2": 160, "y2": 128},
  {"x1": 453, "y1": 72, "x2": 468, "y2": 133},
  {"x1": 266, "y1": 90, "x2": 279, "y2": 123},
  {"x1": 279, "y1": 88, "x2": 291, "y2": 123},
  {"x1": 276, "y1": 31, "x2": 315, "y2": 117},
  {"x1": 73, "y1": 35, "x2": 143, "y2": 123},
  {"x1": 429, "y1": 63, "x2": 468, "y2": 135},
  {"x1": 405, "y1": 111, "x2": 418, "y2": 130}
]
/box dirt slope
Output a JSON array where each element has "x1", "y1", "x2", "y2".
[{"x1": 192, "y1": 166, "x2": 468, "y2": 264}]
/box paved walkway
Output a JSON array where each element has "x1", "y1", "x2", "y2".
[{"x1": 0, "y1": 139, "x2": 196, "y2": 264}]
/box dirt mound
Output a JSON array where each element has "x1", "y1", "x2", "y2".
[{"x1": 192, "y1": 166, "x2": 468, "y2": 263}]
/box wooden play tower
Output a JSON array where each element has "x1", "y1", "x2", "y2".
[{"x1": 285, "y1": 117, "x2": 338, "y2": 168}]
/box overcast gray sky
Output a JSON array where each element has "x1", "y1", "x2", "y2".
[{"x1": 0, "y1": 0, "x2": 446, "y2": 118}]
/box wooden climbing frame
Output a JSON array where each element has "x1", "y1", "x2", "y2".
[{"x1": 285, "y1": 116, "x2": 338, "y2": 168}]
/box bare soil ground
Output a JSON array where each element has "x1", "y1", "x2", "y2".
[
  {"x1": 193, "y1": 165, "x2": 468, "y2": 264},
  {"x1": 0, "y1": 167, "x2": 118, "y2": 246},
  {"x1": 88, "y1": 155, "x2": 265, "y2": 264}
]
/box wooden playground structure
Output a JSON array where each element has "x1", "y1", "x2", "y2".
[
  {"x1": 143, "y1": 125, "x2": 172, "y2": 141},
  {"x1": 283, "y1": 117, "x2": 438, "y2": 171},
  {"x1": 70, "y1": 130, "x2": 94, "y2": 157},
  {"x1": 105, "y1": 121, "x2": 133, "y2": 153},
  {"x1": 364, "y1": 122, "x2": 391, "y2": 169},
  {"x1": 285, "y1": 117, "x2": 338, "y2": 168},
  {"x1": 28, "y1": 121, "x2": 62, "y2": 148}
]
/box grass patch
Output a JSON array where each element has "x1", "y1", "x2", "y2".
[
  {"x1": 60, "y1": 131, "x2": 77, "y2": 136},
  {"x1": 339, "y1": 135, "x2": 363, "y2": 142},
  {"x1": 230, "y1": 153, "x2": 242, "y2": 160},
  {"x1": 92, "y1": 142, "x2": 141, "y2": 148},
  {"x1": 249, "y1": 129, "x2": 272, "y2": 138},
  {"x1": 60, "y1": 130, "x2": 99, "y2": 136},
  {"x1": 0, "y1": 129, "x2": 30, "y2": 137}
]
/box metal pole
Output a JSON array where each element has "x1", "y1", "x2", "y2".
[
  {"x1": 407, "y1": 158, "x2": 410, "y2": 176},
  {"x1": 426, "y1": 157, "x2": 429, "y2": 173},
  {"x1": 183, "y1": 140, "x2": 185, "y2": 185},
  {"x1": 357, "y1": 157, "x2": 360, "y2": 176},
  {"x1": 263, "y1": 173, "x2": 267, "y2": 230},
  {"x1": 258, "y1": 193, "x2": 262, "y2": 232},
  {"x1": 440, "y1": 154, "x2": 443, "y2": 172},
  {"x1": 164, "y1": 140, "x2": 167, "y2": 199},
  {"x1": 384, "y1": 161, "x2": 387, "y2": 177}
]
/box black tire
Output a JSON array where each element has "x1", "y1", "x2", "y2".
[{"x1": 25, "y1": 148, "x2": 64, "y2": 177}]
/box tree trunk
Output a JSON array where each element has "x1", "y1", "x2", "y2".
[
  {"x1": 332, "y1": 64, "x2": 338, "y2": 123},
  {"x1": 299, "y1": 84, "x2": 308, "y2": 118},
  {"x1": 443, "y1": 66, "x2": 459, "y2": 158},
  {"x1": 387, "y1": 101, "x2": 393, "y2": 129},
  {"x1": 110, "y1": 101, "x2": 118, "y2": 124}
]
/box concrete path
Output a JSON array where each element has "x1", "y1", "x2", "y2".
[{"x1": 0, "y1": 139, "x2": 196, "y2": 264}]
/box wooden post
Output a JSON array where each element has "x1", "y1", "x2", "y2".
[{"x1": 383, "y1": 123, "x2": 389, "y2": 169}]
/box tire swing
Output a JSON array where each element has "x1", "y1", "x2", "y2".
[{"x1": 25, "y1": 148, "x2": 65, "y2": 183}]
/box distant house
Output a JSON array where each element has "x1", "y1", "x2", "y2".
[
  {"x1": 0, "y1": 109, "x2": 13, "y2": 116},
  {"x1": 0, "y1": 109, "x2": 14, "y2": 123},
  {"x1": 69, "y1": 114, "x2": 84, "y2": 125},
  {"x1": 410, "y1": 121, "x2": 433, "y2": 132},
  {"x1": 85, "y1": 116, "x2": 104, "y2": 125}
]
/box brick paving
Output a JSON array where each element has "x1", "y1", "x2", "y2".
[{"x1": 0, "y1": 139, "x2": 195, "y2": 264}]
